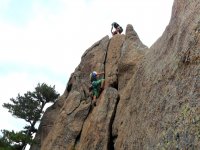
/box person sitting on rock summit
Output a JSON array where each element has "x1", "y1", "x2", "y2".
[
  {"x1": 111, "y1": 22, "x2": 123, "y2": 35},
  {"x1": 90, "y1": 71, "x2": 105, "y2": 106}
]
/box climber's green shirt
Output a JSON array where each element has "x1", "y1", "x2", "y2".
[{"x1": 92, "y1": 79, "x2": 104, "y2": 97}]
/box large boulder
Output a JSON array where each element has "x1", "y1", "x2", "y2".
[
  {"x1": 76, "y1": 87, "x2": 119, "y2": 150},
  {"x1": 104, "y1": 34, "x2": 125, "y2": 88},
  {"x1": 112, "y1": 24, "x2": 148, "y2": 149},
  {"x1": 31, "y1": 36, "x2": 110, "y2": 150}
]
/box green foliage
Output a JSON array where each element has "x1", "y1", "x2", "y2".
[
  {"x1": 3, "y1": 83, "x2": 59, "y2": 124},
  {"x1": 2, "y1": 130, "x2": 32, "y2": 144},
  {"x1": 0, "y1": 135, "x2": 14, "y2": 150},
  {"x1": 33, "y1": 83, "x2": 59, "y2": 103},
  {"x1": 3, "y1": 92, "x2": 41, "y2": 123},
  {"x1": 2, "y1": 82, "x2": 60, "y2": 149},
  {"x1": 0, "y1": 130, "x2": 32, "y2": 150}
]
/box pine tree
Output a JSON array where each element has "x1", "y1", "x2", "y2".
[{"x1": 2, "y1": 83, "x2": 60, "y2": 149}]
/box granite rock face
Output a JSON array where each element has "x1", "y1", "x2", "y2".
[
  {"x1": 76, "y1": 87, "x2": 119, "y2": 150},
  {"x1": 113, "y1": 0, "x2": 200, "y2": 149},
  {"x1": 31, "y1": 36, "x2": 110, "y2": 150},
  {"x1": 31, "y1": 0, "x2": 200, "y2": 149}
]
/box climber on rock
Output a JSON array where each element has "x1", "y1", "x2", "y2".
[
  {"x1": 90, "y1": 71, "x2": 105, "y2": 106},
  {"x1": 111, "y1": 22, "x2": 123, "y2": 35}
]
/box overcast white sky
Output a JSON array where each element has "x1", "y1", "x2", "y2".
[{"x1": 0, "y1": 0, "x2": 174, "y2": 137}]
